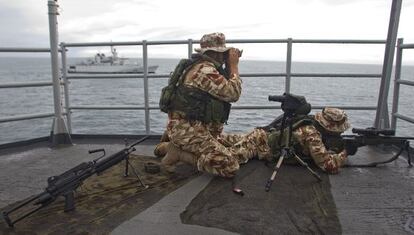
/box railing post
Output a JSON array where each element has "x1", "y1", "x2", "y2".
[
  {"x1": 391, "y1": 38, "x2": 404, "y2": 130},
  {"x1": 374, "y1": 0, "x2": 402, "y2": 129},
  {"x1": 188, "y1": 39, "x2": 193, "y2": 59},
  {"x1": 285, "y1": 38, "x2": 293, "y2": 93},
  {"x1": 48, "y1": 0, "x2": 72, "y2": 145},
  {"x1": 60, "y1": 43, "x2": 72, "y2": 134},
  {"x1": 142, "y1": 40, "x2": 150, "y2": 134}
]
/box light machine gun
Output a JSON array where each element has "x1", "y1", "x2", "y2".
[
  {"x1": 2, "y1": 136, "x2": 149, "y2": 228},
  {"x1": 331, "y1": 128, "x2": 413, "y2": 167}
]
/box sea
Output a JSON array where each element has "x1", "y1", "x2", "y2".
[{"x1": 0, "y1": 57, "x2": 413, "y2": 145}]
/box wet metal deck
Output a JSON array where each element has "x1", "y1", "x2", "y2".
[
  {"x1": 332, "y1": 146, "x2": 414, "y2": 234},
  {"x1": 0, "y1": 138, "x2": 413, "y2": 234}
]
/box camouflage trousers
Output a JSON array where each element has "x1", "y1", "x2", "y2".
[{"x1": 167, "y1": 118, "x2": 271, "y2": 178}]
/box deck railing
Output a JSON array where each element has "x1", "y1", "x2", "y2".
[
  {"x1": 391, "y1": 38, "x2": 414, "y2": 129},
  {"x1": 0, "y1": 48, "x2": 65, "y2": 124},
  {"x1": 61, "y1": 39, "x2": 385, "y2": 135},
  {"x1": 0, "y1": 37, "x2": 411, "y2": 142}
]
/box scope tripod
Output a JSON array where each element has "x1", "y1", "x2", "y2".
[{"x1": 265, "y1": 111, "x2": 322, "y2": 192}]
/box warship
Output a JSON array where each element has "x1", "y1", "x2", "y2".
[{"x1": 67, "y1": 46, "x2": 158, "y2": 74}]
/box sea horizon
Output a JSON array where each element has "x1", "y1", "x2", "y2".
[{"x1": 0, "y1": 57, "x2": 413, "y2": 144}]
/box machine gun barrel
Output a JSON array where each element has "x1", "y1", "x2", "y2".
[
  {"x1": 95, "y1": 136, "x2": 148, "y2": 173},
  {"x1": 94, "y1": 149, "x2": 131, "y2": 173}
]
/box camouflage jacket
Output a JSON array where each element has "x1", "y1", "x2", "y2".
[
  {"x1": 293, "y1": 124, "x2": 347, "y2": 174},
  {"x1": 168, "y1": 60, "x2": 242, "y2": 136},
  {"x1": 182, "y1": 60, "x2": 241, "y2": 102}
]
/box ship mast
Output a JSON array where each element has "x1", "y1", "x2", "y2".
[
  {"x1": 48, "y1": 0, "x2": 72, "y2": 146},
  {"x1": 374, "y1": 0, "x2": 403, "y2": 129}
]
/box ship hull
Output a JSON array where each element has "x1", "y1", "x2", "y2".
[{"x1": 68, "y1": 65, "x2": 158, "y2": 74}]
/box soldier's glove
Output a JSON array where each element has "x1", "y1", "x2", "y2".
[
  {"x1": 344, "y1": 141, "x2": 358, "y2": 156},
  {"x1": 227, "y1": 48, "x2": 241, "y2": 65}
]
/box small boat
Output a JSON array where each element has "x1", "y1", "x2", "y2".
[{"x1": 68, "y1": 46, "x2": 158, "y2": 74}]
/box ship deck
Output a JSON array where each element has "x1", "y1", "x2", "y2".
[{"x1": 0, "y1": 137, "x2": 413, "y2": 234}]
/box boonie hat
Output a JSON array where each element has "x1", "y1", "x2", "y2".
[
  {"x1": 195, "y1": 32, "x2": 233, "y2": 54},
  {"x1": 315, "y1": 107, "x2": 350, "y2": 133}
]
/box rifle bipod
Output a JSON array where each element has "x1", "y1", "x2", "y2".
[
  {"x1": 123, "y1": 138, "x2": 149, "y2": 189},
  {"x1": 265, "y1": 147, "x2": 322, "y2": 192},
  {"x1": 123, "y1": 153, "x2": 149, "y2": 189}
]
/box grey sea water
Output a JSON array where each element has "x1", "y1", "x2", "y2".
[{"x1": 0, "y1": 57, "x2": 413, "y2": 145}]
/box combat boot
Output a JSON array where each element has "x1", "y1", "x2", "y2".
[
  {"x1": 161, "y1": 143, "x2": 197, "y2": 173},
  {"x1": 154, "y1": 142, "x2": 169, "y2": 158}
]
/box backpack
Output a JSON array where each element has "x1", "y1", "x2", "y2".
[{"x1": 159, "y1": 58, "x2": 196, "y2": 113}]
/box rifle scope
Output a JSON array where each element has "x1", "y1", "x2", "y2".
[{"x1": 352, "y1": 128, "x2": 395, "y2": 136}]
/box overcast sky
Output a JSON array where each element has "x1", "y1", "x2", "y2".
[{"x1": 1, "y1": 0, "x2": 414, "y2": 63}]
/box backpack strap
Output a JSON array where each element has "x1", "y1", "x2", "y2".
[{"x1": 291, "y1": 115, "x2": 314, "y2": 130}]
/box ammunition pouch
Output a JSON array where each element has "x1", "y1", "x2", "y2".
[
  {"x1": 160, "y1": 54, "x2": 232, "y2": 124},
  {"x1": 159, "y1": 84, "x2": 176, "y2": 113},
  {"x1": 171, "y1": 85, "x2": 231, "y2": 124}
]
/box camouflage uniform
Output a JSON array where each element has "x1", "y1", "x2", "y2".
[
  {"x1": 167, "y1": 59, "x2": 270, "y2": 178},
  {"x1": 292, "y1": 108, "x2": 350, "y2": 174},
  {"x1": 293, "y1": 125, "x2": 347, "y2": 174}
]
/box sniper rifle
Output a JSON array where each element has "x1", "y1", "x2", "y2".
[{"x1": 328, "y1": 128, "x2": 413, "y2": 167}]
